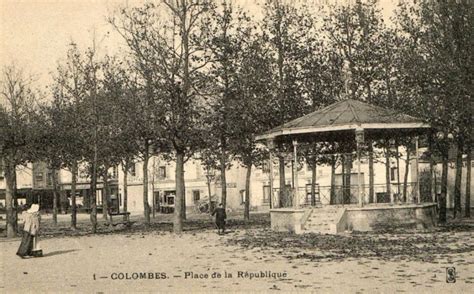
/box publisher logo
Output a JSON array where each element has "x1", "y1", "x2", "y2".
[{"x1": 446, "y1": 267, "x2": 456, "y2": 283}]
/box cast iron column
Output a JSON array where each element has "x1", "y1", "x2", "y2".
[
  {"x1": 293, "y1": 139, "x2": 299, "y2": 209},
  {"x1": 267, "y1": 140, "x2": 275, "y2": 208},
  {"x1": 355, "y1": 128, "x2": 365, "y2": 207}
]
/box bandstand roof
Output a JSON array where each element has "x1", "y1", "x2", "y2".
[{"x1": 256, "y1": 99, "x2": 431, "y2": 143}]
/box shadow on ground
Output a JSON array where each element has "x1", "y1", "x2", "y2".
[{"x1": 42, "y1": 249, "x2": 80, "y2": 257}]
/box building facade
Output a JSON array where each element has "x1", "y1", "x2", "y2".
[
  {"x1": 0, "y1": 161, "x2": 118, "y2": 212},
  {"x1": 1, "y1": 148, "x2": 472, "y2": 214},
  {"x1": 0, "y1": 163, "x2": 34, "y2": 207},
  {"x1": 117, "y1": 148, "x2": 474, "y2": 214}
]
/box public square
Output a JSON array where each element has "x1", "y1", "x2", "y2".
[
  {"x1": 2, "y1": 1, "x2": 473, "y2": 293},
  {"x1": 1, "y1": 212, "x2": 473, "y2": 293}
]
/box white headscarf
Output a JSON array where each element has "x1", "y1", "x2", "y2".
[{"x1": 27, "y1": 204, "x2": 40, "y2": 213}]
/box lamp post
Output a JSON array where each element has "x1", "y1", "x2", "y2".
[{"x1": 205, "y1": 168, "x2": 216, "y2": 214}]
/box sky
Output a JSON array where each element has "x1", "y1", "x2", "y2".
[{"x1": 0, "y1": 0, "x2": 398, "y2": 89}]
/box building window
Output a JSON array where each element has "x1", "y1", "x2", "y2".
[
  {"x1": 262, "y1": 162, "x2": 270, "y2": 173},
  {"x1": 35, "y1": 172, "x2": 43, "y2": 181},
  {"x1": 112, "y1": 166, "x2": 118, "y2": 178},
  {"x1": 193, "y1": 190, "x2": 200, "y2": 202},
  {"x1": 263, "y1": 185, "x2": 270, "y2": 203},
  {"x1": 390, "y1": 167, "x2": 397, "y2": 181},
  {"x1": 129, "y1": 163, "x2": 136, "y2": 177},
  {"x1": 164, "y1": 192, "x2": 175, "y2": 205},
  {"x1": 47, "y1": 172, "x2": 52, "y2": 186},
  {"x1": 376, "y1": 192, "x2": 390, "y2": 203},
  {"x1": 240, "y1": 190, "x2": 246, "y2": 204},
  {"x1": 159, "y1": 166, "x2": 166, "y2": 179}
]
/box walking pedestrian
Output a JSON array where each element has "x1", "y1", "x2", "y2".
[
  {"x1": 212, "y1": 203, "x2": 227, "y2": 235},
  {"x1": 16, "y1": 204, "x2": 42, "y2": 258}
]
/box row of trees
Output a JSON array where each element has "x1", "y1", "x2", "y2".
[{"x1": 1, "y1": 0, "x2": 472, "y2": 237}]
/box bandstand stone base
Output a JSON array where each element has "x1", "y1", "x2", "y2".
[
  {"x1": 336, "y1": 203, "x2": 438, "y2": 232},
  {"x1": 270, "y1": 204, "x2": 438, "y2": 234},
  {"x1": 270, "y1": 208, "x2": 306, "y2": 234}
]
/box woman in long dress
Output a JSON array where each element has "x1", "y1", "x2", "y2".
[{"x1": 16, "y1": 204, "x2": 41, "y2": 258}]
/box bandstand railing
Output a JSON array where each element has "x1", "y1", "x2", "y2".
[{"x1": 272, "y1": 182, "x2": 438, "y2": 208}]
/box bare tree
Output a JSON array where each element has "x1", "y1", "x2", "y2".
[
  {"x1": 0, "y1": 64, "x2": 38, "y2": 237},
  {"x1": 110, "y1": 0, "x2": 212, "y2": 232}
]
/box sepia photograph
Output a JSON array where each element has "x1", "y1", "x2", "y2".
[{"x1": 0, "y1": 0, "x2": 473, "y2": 292}]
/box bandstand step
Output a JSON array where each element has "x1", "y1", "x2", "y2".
[{"x1": 302, "y1": 206, "x2": 342, "y2": 234}]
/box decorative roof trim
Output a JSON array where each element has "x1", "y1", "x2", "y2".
[{"x1": 256, "y1": 122, "x2": 431, "y2": 141}]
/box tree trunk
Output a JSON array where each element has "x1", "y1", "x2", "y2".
[
  {"x1": 220, "y1": 150, "x2": 227, "y2": 208},
  {"x1": 122, "y1": 162, "x2": 128, "y2": 213},
  {"x1": 385, "y1": 146, "x2": 392, "y2": 203},
  {"x1": 71, "y1": 161, "x2": 77, "y2": 229},
  {"x1": 175, "y1": 0, "x2": 190, "y2": 229},
  {"x1": 465, "y1": 145, "x2": 471, "y2": 218},
  {"x1": 152, "y1": 174, "x2": 156, "y2": 219},
  {"x1": 173, "y1": 150, "x2": 185, "y2": 233},
  {"x1": 90, "y1": 161, "x2": 98, "y2": 233},
  {"x1": 60, "y1": 190, "x2": 68, "y2": 214},
  {"x1": 83, "y1": 186, "x2": 90, "y2": 211},
  {"x1": 403, "y1": 145, "x2": 411, "y2": 202},
  {"x1": 453, "y1": 140, "x2": 463, "y2": 218},
  {"x1": 207, "y1": 173, "x2": 212, "y2": 215},
  {"x1": 4, "y1": 159, "x2": 17, "y2": 238},
  {"x1": 330, "y1": 155, "x2": 336, "y2": 205},
  {"x1": 143, "y1": 147, "x2": 150, "y2": 225},
  {"x1": 439, "y1": 150, "x2": 449, "y2": 223},
  {"x1": 279, "y1": 155, "x2": 285, "y2": 207},
  {"x1": 51, "y1": 168, "x2": 59, "y2": 225},
  {"x1": 181, "y1": 163, "x2": 186, "y2": 220},
  {"x1": 244, "y1": 164, "x2": 251, "y2": 220},
  {"x1": 151, "y1": 188, "x2": 156, "y2": 218},
  {"x1": 102, "y1": 165, "x2": 109, "y2": 221},
  {"x1": 311, "y1": 162, "x2": 316, "y2": 206},
  {"x1": 368, "y1": 142, "x2": 374, "y2": 203},
  {"x1": 12, "y1": 166, "x2": 18, "y2": 232}
]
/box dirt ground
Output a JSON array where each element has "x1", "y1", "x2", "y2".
[{"x1": 1, "y1": 213, "x2": 473, "y2": 293}]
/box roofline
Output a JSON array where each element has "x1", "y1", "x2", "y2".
[{"x1": 256, "y1": 122, "x2": 431, "y2": 141}]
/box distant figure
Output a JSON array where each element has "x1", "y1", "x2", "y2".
[
  {"x1": 212, "y1": 203, "x2": 227, "y2": 235},
  {"x1": 16, "y1": 204, "x2": 43, "y2": 258}
]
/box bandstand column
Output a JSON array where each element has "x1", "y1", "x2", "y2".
[
  {"x1": 293, "y1": 139, "x2": 299, "y2": 209},
  {"x1": 355, "y1": 128, "x2": 365, "y2": 207},
  {"x1": 415, "y1": 136, "x2": 420, "y2": 203},
  {"x1": 267, "y1": 140, "x2": 275, "y2": 208},
  {"x1": 428, "y1": 132, "x2": 436, "y2": 203}
]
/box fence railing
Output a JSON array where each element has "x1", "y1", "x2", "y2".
[{"x1": 272, "y1": 182, "x2": 436, "y2": 208}]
